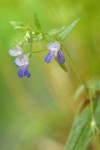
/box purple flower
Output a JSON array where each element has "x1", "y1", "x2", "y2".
[
  {"x1": 44, "y1": 41, "x2": 65, "y2": 64},
  {"x1": 15, "y1": 55, "x2": 31, "y2": 78},
  {"x1": 8, "y1": 45, "x2": 23, "y2": 56}
]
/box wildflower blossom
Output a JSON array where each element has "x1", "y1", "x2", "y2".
[
  {"x1": 15, "y1": 55, "x2": 31, "y2": 78},
  {"x1": 44, "y1": 41, "x2": 65, "y2": 64},
  {"x1": 8, "y1": 45, "x2": 23, "y2": 56}
]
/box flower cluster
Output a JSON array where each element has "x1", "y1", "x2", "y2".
[
  {"x1": 44, "y1": 41, "x2": 65, "y2": 64},
  {"x1": 9, "y1": 41, "x2": 65, "y2": 78},
  {"x1": 9, "y1": 45, "x2": 31, "y2": 78}
]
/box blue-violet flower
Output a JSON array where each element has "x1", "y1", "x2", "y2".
[
  {"x1": 44, "y1": 41, "x2": 65, "y2": 64},
  {"x1": 15, "y1": 55, "x2": 31, "y2": 78}
]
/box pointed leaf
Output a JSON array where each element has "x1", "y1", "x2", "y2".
[
  {"x1": 74, "y1": 79, "x2": 100, "y2": 101},
  {"x1": 58, "y1": 18, "x2": 80, "y2": 39},
  {"x1": 43, "y1": 33, "x2": 55, "y2": 42},
  {"x1": 48, "y1": 26, "x2": 66, "y2": 36},
  {"x1": 64, "y1": 96, "x2": 100, "y2": 150},
  {"x1": 34, "y1": 13, "x2": 42, "y2": 30}
]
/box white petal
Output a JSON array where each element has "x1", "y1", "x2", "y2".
[
  {"x1": 54, "y1": 41, "x2": 61, "y2": 50},
  {"x1": 8, "y1": 49, "x2": 18, "y2": 56},
  {"x1": 23, "y1": 55, "x2": 29, "y2": 65},
  {"x1": 47, "y1": 43, "x2": 55, "y2": 51},
  {"x1": 15, "y1": 55, "x2": 29, "y2": 66},
  {"x1": 8, "y1": 45, "x2": 23, "y2": 56},
  {"x1": 47, "y1": 41, "x2": 61, "y2": 51},
  {"x1": 15, "y1": 57, "x2": 24, "y2": 66}
]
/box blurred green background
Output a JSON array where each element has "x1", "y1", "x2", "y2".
[{"x1": 0, "y1": 0, "x2": 100, "y2": 150}]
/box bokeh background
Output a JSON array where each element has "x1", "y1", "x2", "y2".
[{"x1": 0, "y1": 0, "x2": 100, "y2": 150}]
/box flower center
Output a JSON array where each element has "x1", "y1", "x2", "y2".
[{"x1": 53, "y1": 46, "x2": 59, "y2": 52}]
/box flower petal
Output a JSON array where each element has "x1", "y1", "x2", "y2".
[
  {"x1": 44, "y1": 52, "x2": 54, "y2": 63},
  {"x1": 18, "y1": 67, "x2": 24, "y2": 78},
  {"x1": 47, "y1": 43, "x2": 55, "y2": 51},
  {"x1": 23, "y1": 55, "x2": 29, "y2": 65},
  {"x1": 24, "y1": 68, "x2": 31, "y2": 78},
  {"x1": 17, "y1": 66, "x2": 31, "y2": 78},
  {"x1": 47, "y1": 41, "x2": 61, "y2": 51},
  {"x1": 57, "y1": 51, "x2": 65, "y2": 64},
  {"x1": 8, "y1": 45, "x2": 23, "y2": 56},
  {"x1": 8, "y1": 49, "x2": 18, "y2": 56},
  {"x1": 15, "y1": 57, "x2": 24, "y2": 66},
  {"x1": 53, "y1": 41, "x2": 61, "y2": 50},
  {"x1": 15, "y1": 55, "x2": 29, "y2": 66}
]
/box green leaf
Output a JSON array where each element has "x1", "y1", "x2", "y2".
[
  {"x1": 64, "y1": 96, "x2": 100, "y2": 150},
  {"x1": 43, "y1": 33, "x2": 55, "y2": 42},
  {"x1": 48, "y1": 26, "x2": 66, "y2": 36},
  {"x1": 74, "y1": 79, "x2": 100, "y2": 101},
  {"x1": 58, "y1": 18, "x2": 80, "y2": 39},
  {"x1": 10, "y1": 21, "x2": 26, "y2": 30},
  {"x1": 34, "y1": 13, "x2": 42, "y2": 30}
]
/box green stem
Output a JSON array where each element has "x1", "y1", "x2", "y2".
[
  {"x1": 89, "y1": 90, "x2": 94, "y2": 118},
  {"x1": 28, "y1": 31, "x2": 33, "y2": 55},
  {"x1": 62, "y1": 45, "x2": 89, "y2": 94},
  {"x1": 62, "y1": 45, "x2": 94, "y2": 118}
]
